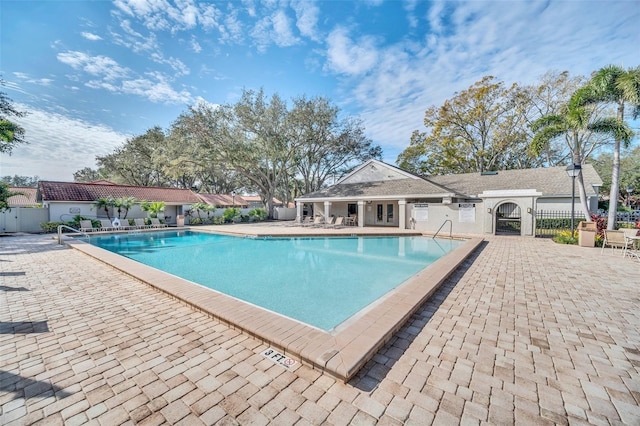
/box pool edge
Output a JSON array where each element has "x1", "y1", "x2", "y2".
[{"x1": 63, "y1": 234, "x2": 483, "y2": 382}]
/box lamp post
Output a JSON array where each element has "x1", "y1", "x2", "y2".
[
  {"x1": 231, "y1": 191, "x2": 236, "y2": 208},
  {"x1": 627, "y1": 187, "x2": 634, "y2": 208},
  {"x1": 566, "y1": 164, "x2": 582, "y2": 239}
]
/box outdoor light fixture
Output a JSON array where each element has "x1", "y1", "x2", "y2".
[
  {"x1": 231, "y1": 191, "x2": 236, "y2": 207},
  {"x1": 527, "y1": 207, "x2": 532, "y2": 214},
  {"x1": 565, "y1": 164, "x2": 582, "y2": 238},
  {"x1": 487, "y1": 207, "x2": 492, "y2": 213},
  {"x1": 627, "y1": 187, "x2": 634, "y2": 208}
]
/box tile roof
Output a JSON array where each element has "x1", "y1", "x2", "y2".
[
  {"x1": 7, "y1": 187, "x2": 39, "y2": 207},
  {"x1": 198, "y1": 193, "x2": 248, "y2": 207},
  {"x1": 39, "y1": 181, "x2": 201, "y2": 204},
  {"x1": 429, "y1": 164, "x2": 602, "y2": 197}
]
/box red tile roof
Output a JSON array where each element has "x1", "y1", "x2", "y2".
[
  {"x1": 39, "y1": 181, "x2": 201, "y2": 204},
  {"x1": 198, "y1": 193, "x2": 248, "y2": 207},
  {"x1": 7, "y1": 187, "x2": 39, "y2": 207}
]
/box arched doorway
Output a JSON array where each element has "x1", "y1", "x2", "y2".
[{"x1": 495, "y1": 202, "x2": 522, "y2": 235}]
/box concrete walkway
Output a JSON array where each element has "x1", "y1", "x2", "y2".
[{"x1": 1, "y1": 232, "x2": 639, "y2": 425}]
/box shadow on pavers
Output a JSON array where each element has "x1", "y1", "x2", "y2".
[
  {"x1": 0, "y1": 370, "x2": 73, "y2": 400},
  {"x1": 0, "y1": 321, "x2": 49, "y2": 334}
]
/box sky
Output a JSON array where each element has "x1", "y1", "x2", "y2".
[{"x1": 1, "y1": 0, "x2": 639, "y2": 182}]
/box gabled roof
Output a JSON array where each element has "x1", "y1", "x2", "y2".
[
  {"x1": 429, "y1": 164, "x2": 603, "y2": 197},
  {"x1": 297, "y1": 162, "x2": 603, "y2": 201},
  {"x1": 38, "y1": 181, "x2": 201, "y2": 204},
  {"x1": 7, "y1": 187, "x2": 39, "y2": 207},
  {"x1": 338, "y1": 159, "x2": 422, "y2": 184},
  {"x1": 298, "y1": 178, "x2": 455, "y2": 200}
]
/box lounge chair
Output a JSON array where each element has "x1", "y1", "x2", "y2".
[
  {"x1": 150, "y1": 218, "x2": 167, "y2": 228},
  {"x1": 326, "y1": 216, "x2": 344, "y2": 228},
  {"x1": 601, "y1": 230, "x2": 633, "y2": 255},
  {"x1": 99, "y1": 219, "x2": 115, "y2": 231},
  {"x1": 134, "y1": 218, "x2": 151, "y2": 229},
  {"x1": 309, "y1": 216, "x2": 325, "y2": 227},
  {"x1": 323, "y1": 216, "x2": 336, "y2": 228},
  {"x1": 79, "y1": 220, "x2": 97, "y2": 232}
]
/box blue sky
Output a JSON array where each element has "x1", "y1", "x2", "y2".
[{"x1": 1, "y1": 0, "x2": 639, "y2": 181}]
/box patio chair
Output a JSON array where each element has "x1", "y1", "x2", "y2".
[
  {"x1": 150, "y1": 218, "x2": 167, "y2": 228},
  {"x1": 310, "y1": 216, "x2": 325, "y2": 227},
  {"x1": 323, "y1": 216, "x2": 336, "y2": 228},
  {"x1": 326, "y1": 216, "x2": 344, "y2": 229},
  {"x1": 79, "y1": 220, "x2": 97, "y2": 232},
  {"x1": 99, "y1": 219, "x2": 115, "y2": 231},
  {"x1": 601, "y1": 230, "x2": 633, "y2": 255},
  {"x1": 134, "y1": 218, "x2": 151, "y2": 229}
]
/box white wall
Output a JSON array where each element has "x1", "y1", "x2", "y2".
[
  {"x1": 408, "y1": 203, "x2": 486, "y2": 235},
  {"x1": 0, "y1": 207, "x2": 49, "y2": 233}
]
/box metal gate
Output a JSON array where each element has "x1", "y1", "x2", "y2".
[{"x1": 495, "y1": 203, "x2": 521, "y2": 235}]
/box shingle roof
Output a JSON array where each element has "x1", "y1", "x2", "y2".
[
  {"x1": 299, "y1": 178, "x2": 454, "y2": 200},
  {"x1": 38, "y1": 181, "x2": 201, "y2": 204},
  {"x1": 429, "y1": 164, "x2": 602, "y2": 197},
  {"x1": 7, "y1": 187, "x2": 39, "y2": 207}
]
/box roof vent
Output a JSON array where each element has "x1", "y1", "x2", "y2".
[{"x1": 480, "y1": 171, "x2": 498, "y2": 176}]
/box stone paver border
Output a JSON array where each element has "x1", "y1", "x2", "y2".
[{"x1": 63, "y1": 227, "x2": 482, "y2": 382}]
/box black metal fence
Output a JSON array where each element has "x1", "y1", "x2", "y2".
[
  {"x1": 535, "y1": 210, "x2": 577, "y2": 238},
  {"x1": 535, "y1": 209, "x2": 640, "y2": 238}
]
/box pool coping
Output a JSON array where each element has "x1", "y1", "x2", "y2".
[{"x1": 63, "y1": 229, "x2": 483, "y2": 382}]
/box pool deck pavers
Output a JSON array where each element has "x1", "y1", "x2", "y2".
[{"x1": 2, "y1": 226, "x2": 640, "y2": 425}]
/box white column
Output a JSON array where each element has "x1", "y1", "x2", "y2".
[
  {"x1": 357, "y1": 200, "x2": 365, "y2": 227},
  {"x1": 324, "y1": 201, "x2": 331, "y2": 220},
  {"x1": 296, "y1": 202, "x2": 303, "y2": 222},
  {"x1": 398, "y1": 200, "x2": 406, "y2": 229}
]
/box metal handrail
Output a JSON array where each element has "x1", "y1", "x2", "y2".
[
  {"x1": 57, "y1": 225, "x2": 90, "y2": 244},
  {"x1": 433, "y1": 219, "x2": 452, "y2": 239}
]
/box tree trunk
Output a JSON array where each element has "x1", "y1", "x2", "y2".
[
  {"x1": 607, "y1": 102, "x2": 625, "y2": 230},
  {"x1": 575, "y1": 171, "x2": 592, "y2": 221}
]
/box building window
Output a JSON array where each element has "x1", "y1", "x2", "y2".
[
  {"x1": 348, "y1": 203, "x2": 357, "y2": 215},
  {"x1": 377, "y1": 204, "x2": 383, "y2": 221},
  {"x1": 387, "y1": 204, "x2": 394, "y2": 222}
]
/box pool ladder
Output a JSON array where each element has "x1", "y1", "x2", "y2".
[
  {"x1": 57, "y1": 225, "x2": 91, "y2": 244},
  {"x1": 433, "y1": 219, "x2": 452, "y2": 239}
]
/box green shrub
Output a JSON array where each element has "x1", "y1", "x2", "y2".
[
  {"x1": 552, "y1": 230, "x2": 578, "y2": 245},
  {"x1": 248, "y1": 208, "x2": 268, "y2": 221},
  {"x1": 223, "y1": 208, "x2": 242, "y2": 223},
  {"x1": 40, "y1": 221, "x2": 67, "y2": 233}
]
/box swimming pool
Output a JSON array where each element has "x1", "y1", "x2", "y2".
[{"x1": 89, "y1": 231, "x2": 464, "y2": 330}]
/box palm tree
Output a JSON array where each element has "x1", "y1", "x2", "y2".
[
  {"x1": 92, "y1": 197, "x2": 114, "y2": 220},
  {"x1": 114, "y1": 197, "x2": 137, "y2": 219},
  {"x1": 531, "y1": 99, "x2": 632, "y2": 221},
  {"x1": 572, "y1": 65, "x2": 640, "y2": 229},
  {"x1": 140, "y1": 200, "x2": 165, "y2": 218}
]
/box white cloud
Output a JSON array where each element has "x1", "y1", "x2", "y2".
[
  {"x1": 190, "y1": 35, "x2": 202, "y2": 53},
  {"x1": 251, "y1": 9, "x2": 300, "y2": 52},
  {"x1": 13, "y1": 73, "x2": 53, "y2": 86},
  {"x1": 292, "y1": 0, "x2": 320, "y2": 41},
  {"x1": 56, "y1": 51, "x2": 192, "y2": 104},
  {"x1": 81, "y1": 31, "x2": 102, "y2": 41},
  {"x1": 327, "y1": 1, "x2": 640, "y2": 154},
  {"x1": 324, "y1": 27, "x2": 379, "y2": 76},
  {"x1": 57, "y1": 51, "x2": 130, "y2": 81},
  {"x1": 3, "y1": 105, "x2": 129, "y2": 181}
]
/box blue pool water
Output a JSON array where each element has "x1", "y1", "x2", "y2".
[{"x1": 88, "y1": 231, "x2": 464, "y2": 330}]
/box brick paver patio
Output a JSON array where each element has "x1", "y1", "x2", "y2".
[{"x1": 1, "y1": 232, "x2": 639, "y2": 425}]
